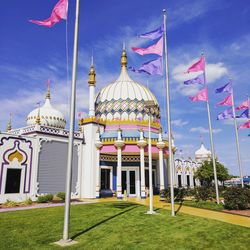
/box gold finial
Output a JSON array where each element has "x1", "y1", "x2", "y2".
[
  {"x1": 88, "y1": 57, "x2": 96, "y2": 86},
  {"x1": 46, "y1": 79, "x2": 51, "y2": 99},
  {"x1": 35, "y1": 103, "x2": 41, "y2": 125},
  {"x1": 78, "y1": 112, "x2": 83, "y2": 132},
  {"x1": 7, "y1": 113, "x2": 12, "y2": 132},
  {"x1": 121, "y1": 44, "x2": 127, "y2": 68}
]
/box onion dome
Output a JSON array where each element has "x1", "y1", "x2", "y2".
[
  {"x1": 195, "y1": 143, "x2": 211, "y2": 162},
  {"x1": 95, "y1": 48, "x2": 160, "y2": 121},
  {"x1": 26, "y1": 85, "x2": 66, "y2": 129}
]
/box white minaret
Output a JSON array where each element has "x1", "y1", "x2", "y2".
[{"x1": 88, "y1": 57, "x2": 96, "y2": 117}]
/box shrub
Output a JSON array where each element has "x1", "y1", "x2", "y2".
[
  {"x1": 185, "y1": 188, "x2": 196, "y2": 197},
  {"x1": 21, "y1": 198, "x2": 33, "y2": 206},
  {"x1": 56, "y1": 192, "x2": 65, "y2": 201},
  {"x1": 194, "y1": 186, "x2": 214, "y2": 201},
  {"x1": 3, "y1": 199, "x2": 18, "y2": 207},
  {"x1": 160, "y1": 187, "x2": 186, "y2": 202},
  {"x1": 224, "y1": 187, "x2": 250, "y2": 210},
  {"x1": 37, "y1": 194, "x2": 53, "y2": 203}
]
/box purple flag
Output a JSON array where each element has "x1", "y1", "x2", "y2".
[
  {"x1": 129, "y1": 57, "x2": 163, "y2": 75},
  {"x1": 217, "y1": 107, "x2": 233, "y2": 120},
  {"x1": 236, "y1": 109, "x2": 249, "y2": 118},
  {"x1": 184, "y1": 73, "x2": 205, "y2": 85},
  {"x1": 215, "y1": 81, "x2": 232, "y2": 94},
  {"x1": 139, "y1": 24, "x2": 163, "y2": 40}
]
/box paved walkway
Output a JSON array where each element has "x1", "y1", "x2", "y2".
[{"x1": 93, "y1": 196, "x2": 250, "y2": 228}]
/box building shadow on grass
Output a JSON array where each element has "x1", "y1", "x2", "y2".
[{"x1": 71, "y1": 203, "x2": 138, "y2": 240}]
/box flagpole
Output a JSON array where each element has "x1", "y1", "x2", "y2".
[
  {"x1": 163, "y1": 9, "x2": 175, "y2": 217},
  {"x1": 203, "y1": 56, "x2": 220, "y2": 204},
  {"x1": 231, "y1": 83, "x2": 244, "y2": 187},
  {"x1": 62, "y1": 0, "x2": 80, "y2": 242}
]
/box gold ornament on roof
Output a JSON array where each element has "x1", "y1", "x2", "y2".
[
  {"x1": 7, "y1": 113, "x2": 12, "y2": 132},
  {"x1": 35, "y1": 103, "x2": 41, "y2": 125},
  {"x1": 88, "y1": 57, "x2": 96, "y2": 86},
  {"x1": 46, "y1": 79, "x2": 51, "y2": 100},
  {"x1": 121, "y1": 45, "x2": 127, "y2": 67}
]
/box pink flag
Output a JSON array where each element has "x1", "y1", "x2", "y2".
[
  {"x1": 216, "y1": 94, "x2": 232, "y2": 106},
  {"x1": 132, "y1": 37, "x2": 163, "y2": 56},
  {"x1": 186, "y1": 56, "x2": 205, "y2": 73},
  {"x1": 238, "y1": 119, "x2": 250, "y2": 129},
  {"x1": 236, "y1": 99, "x2": 249, "y2": 110},
  {"x1": 29, "y1": 0, "x2": 68, "y2": 28},
  {"x1": 189, "y1": 87, "x2": 208, "y2": 102}
]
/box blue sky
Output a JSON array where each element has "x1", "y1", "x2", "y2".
[{"x1": 0, "y1": 0, "x2": 250, "y2": 175}]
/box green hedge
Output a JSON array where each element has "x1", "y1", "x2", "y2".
[
  {"x1": 37, "y1": 194, "x2": 53, "y2": 203},
  {"x1": 160, "y1": 188, "x2": 186, "y2": 202},
  {"x1": 224, "y1": 187, "x2": 250, "y2": 210},
  {"x1": 56, "y1": 192, "x2": 65, "y2": 201}
]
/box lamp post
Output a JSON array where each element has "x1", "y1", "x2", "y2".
[{"x1": 145, "y1": 100, "x2": 156, "y2": 214}]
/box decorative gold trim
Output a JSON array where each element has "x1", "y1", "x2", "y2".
[{"x1": 88, "y1": 63, "x2": 96, "y2": 86}]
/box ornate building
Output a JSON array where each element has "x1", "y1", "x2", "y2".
[{"x1": 0, "y1": 48, "x2": 195, "y2": 202}]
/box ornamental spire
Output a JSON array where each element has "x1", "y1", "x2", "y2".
[
  {"x1": 121, "y1": 44, "x2": 127, "y2": 68},
  {"x1": 35, "y1": 103, "x2": 41, "y2": 125},
  {"x1": 7, "y1": 113, "x2": 12, "y2": 132},
  {"x1": 88, "y1": 56, "x2": 96, "y2": 86},
  {"x1": 46, "y1": 79, "x2": 51, "y2": 100}
]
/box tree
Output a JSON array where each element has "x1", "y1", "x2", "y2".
[{"x1": 194, "y1": 160, "x2": 230, "y2": 186}]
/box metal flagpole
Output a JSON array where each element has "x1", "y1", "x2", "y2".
[
  {"x1": 231, "y1": 82, "x2": 244, "y2": 187},
  {"x1": 62, "y1": 0, "x2": 80, "y2": 242},
  {"x1": 203, "y1": 56, "x2": 220, "y2": 204},
  {"x1": 145, "y1": 99, "x2": 155, "y2": 214},
  {"x1": 163, "y1": 9, "x2": 175, "y2": 216},
  {"x1": 148, "y1": 111, "x2": 154, "y2": 214}
]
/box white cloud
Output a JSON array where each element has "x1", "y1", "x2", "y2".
[
  {"x1": 171, "y1": 119, "x2": 189, "y2": 127},
  {"x1": 190, "y1": 126, "x2": 222, "y2": 134},
  {"x1": 206, "y1": 63, "x2": 228, "y2": 83},
  {"x1": 171, "y1": 59, "x2": 228, "y2": 96}
]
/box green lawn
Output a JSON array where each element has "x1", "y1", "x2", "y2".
[
  {"x1": 177, "y1": 200, "x2": 224, "y2": 211},
  {"x1": 0, "y1": 202, "x2": 249, "y2": 250}
]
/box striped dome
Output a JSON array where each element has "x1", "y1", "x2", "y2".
[{"x1": 95, "y1": 49, "x2": 160, "y2": 121}]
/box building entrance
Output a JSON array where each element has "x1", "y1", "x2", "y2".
[
  {"x1": 5, "y1": 169, "x2": 21, "y2": 194},
  {"x1": 121, "y1": 168, "x2": 138, "y2": 197}
]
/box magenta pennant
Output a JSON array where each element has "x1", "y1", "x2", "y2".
[
  {"x1": 186, "y1": 56, "x2": 205, "y2": 73},
  {"x1": 216, "y1": 94, "x2": 232, "y2": 106},
  {"x1": 238, "y1": 119, "x2": 250, "y2": 129},
  {"x1": 131, "y1": 37, "x2": 163, "y2": 56},
  {"x1": 189, "y1": 87, "x2": 208, "y2": 102},
  {"x1": 236, "y1": 99, "x2": 249, "y2": 110},
  {"x1": 29, "y1": 0, "x2": 68, "y2": 28}
]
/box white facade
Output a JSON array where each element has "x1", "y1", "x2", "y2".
[{"x1": 0, "y1": 49, "x2": 204, "y2": 203}]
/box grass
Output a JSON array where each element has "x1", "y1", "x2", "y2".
[
  {"x1": 177, "y1": 200, "x2": 224, "y2": 211},
  {"x1": 0, "y1": 202, "x2": 249, "y2": 250}
]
